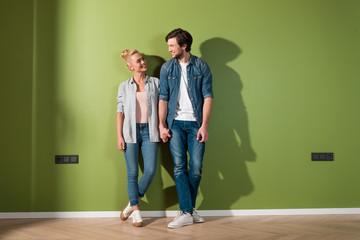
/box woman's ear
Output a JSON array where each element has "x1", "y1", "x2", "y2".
[{"x1": 127, "y1": 64, "x2": 133, "y2": 71}]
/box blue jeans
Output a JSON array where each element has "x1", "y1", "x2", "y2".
[
  {"x1": 169, "y1": 120, "x2": 205, "y2": 214},
  {"x1": 124, "y1": 123, "x2": 158, "y2": 206}
]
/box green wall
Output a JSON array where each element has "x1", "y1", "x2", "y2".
[{"x1": 1, "y1": 0, "x2": 360, "y2": 212}]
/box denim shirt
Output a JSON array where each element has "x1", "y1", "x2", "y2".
[
  {"x1": 117, "y1": 76, "x2": 160, "y2": 143},
  {"x1": 159, "y1": 55, "x2": 214, "y2": 128}
]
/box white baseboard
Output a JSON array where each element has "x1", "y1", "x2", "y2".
[{"x1": 1, "y1": 208, "x2": 360, "y2": 219}]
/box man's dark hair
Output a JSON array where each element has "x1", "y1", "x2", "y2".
[{"x1": 165, "y1": 28, "x2": 193, "y2": 52}]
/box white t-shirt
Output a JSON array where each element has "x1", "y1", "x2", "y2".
[{"x1": 174, "y1": 61, "x2": 196, "y2": 121}]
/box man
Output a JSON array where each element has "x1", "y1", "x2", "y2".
[{"x1": 159, "y1": 28, "x2": 213, "y2": 228}]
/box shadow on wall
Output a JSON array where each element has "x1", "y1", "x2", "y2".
[
  {"x1": 31, "y1": 0, "x2": 60, "y2": 211},
  {"x1": 198, "y1": 38, "x2": 256, "y2": 210}
]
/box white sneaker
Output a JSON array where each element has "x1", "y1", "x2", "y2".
[
  {"x1": 167, "y1": 211, "x2": 193, "y2": 229},
  {"x1": 120, "y1": 202, "x2": 133, "y2": 221},
  {"x1": 132, "y1": 210, "x2": 143, "y2": 227},
  {"x1": 193, "y1": 208, "x2": 204, "y2": 223}
]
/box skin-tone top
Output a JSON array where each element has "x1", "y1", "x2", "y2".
[{"x1": 136, "y1": 92, "x2": 148, "y2": 123}]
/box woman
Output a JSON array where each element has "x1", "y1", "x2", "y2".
[{"x1": 116, "y1": 49, "x2": 160, "y2": 227}]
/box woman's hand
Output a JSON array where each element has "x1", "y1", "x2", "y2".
[{"x1": 118, "y1": 137, "x2": 126, "y2": 152}]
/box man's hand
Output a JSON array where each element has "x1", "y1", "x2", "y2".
[
  {"x1": 197, "y1": 125, "x2": 209, "y2": 143},
  {"x1": 197, "y1": 97, "x2": 212, "y2": 143},
  {"x1": 159, "y1": 125, "x2": 171, "y2": 143}
]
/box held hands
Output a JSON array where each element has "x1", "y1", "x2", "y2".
[
  {"x1": 118, "y1": 137, "x2": 126, "y2": 152},
  {"x1": 159, "y1": 125, "x2": 171, "y2": 143}
]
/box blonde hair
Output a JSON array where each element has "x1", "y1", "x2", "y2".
[{"x1": 121, "y1": 49, "x2": 139, "y2": 66}]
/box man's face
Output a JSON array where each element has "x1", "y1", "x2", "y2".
[{"x1": 167, "y1": 37, "x2": 185, "y2": 59}]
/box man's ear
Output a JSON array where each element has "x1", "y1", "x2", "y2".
[{"x1": 181, "y1": 44, "x2": 187, "y2": 51}]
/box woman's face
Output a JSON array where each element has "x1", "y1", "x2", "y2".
[{"x1": 128, "y1": 53, "x2": 147, "y2": 72}]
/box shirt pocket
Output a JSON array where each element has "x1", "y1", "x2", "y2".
[
  {"x1": 168, "y1": 75, "x2": 178, "y2": 88},
  {"x1": 147, "y1": 88, "x2": 158, "y2": 109},
  {"x1": 147, "y1": 89, "x2": 157, "y2": 101},
  {"x1": 192, "y1": 74, "x2": 203, "y2": 87}
]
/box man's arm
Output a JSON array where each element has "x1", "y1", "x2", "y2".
[
  {"x1": 159, "y1": 100, "x2": 171, "y2": 142},
  {"x1": 159, "y1": 63, "x2": 171, "y2": 143},
  {"x1": 197, "y1": 97, "x2": 213, "y2": 142},
  {"x1": 196, "y1": 59, "x2": 214, "y2": 143}
]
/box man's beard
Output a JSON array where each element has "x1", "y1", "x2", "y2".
[{"x1": 174, "y1": 51, "x2": 184, "y2": 59}]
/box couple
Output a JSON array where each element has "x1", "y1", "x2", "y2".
[{"x1": 116, "y1": 28, "x2": 213, "y2": 228}]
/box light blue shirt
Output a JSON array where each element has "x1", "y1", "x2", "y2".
[{"x1": 117, "y1": 76, "x2": 160, "y2": 143}]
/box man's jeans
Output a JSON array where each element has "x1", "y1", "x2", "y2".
[
  {"x1": 124, "y1": 123, "x2": 158, "y2": 206},
  {"x1": 169, "y1": 120, "x2": 205, "y2": 213}
]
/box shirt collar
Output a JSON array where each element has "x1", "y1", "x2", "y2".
[
  {"x1": 173, "y1": 54, "x2": 194, "y2": 65},
  {"x1": 130, "y1": 75, "x2": 150, "y2": 84},
  {"x1": 189, "y1": 54, "x2": 196, "y2": 65}
]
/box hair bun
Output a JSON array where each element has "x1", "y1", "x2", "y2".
[
  {"x1": 121, "y1": 49, "x2": 129, "y2": 59},
  {"x1": 120, "y1": 49, "x2": 139, "y2": 68}
]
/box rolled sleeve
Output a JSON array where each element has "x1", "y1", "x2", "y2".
[
  {"x1": 159, "y1": 95, "x2": 169, "y2": 101},
  {"x1": 116, "y1": 84, "x2": 124, "y2": 113},
  {"x1": 159, "y1": 64, "x2": 169, "y2": 102},
  {"x1": 201, "y1": 62, "x2": 214, "y2": 99}
]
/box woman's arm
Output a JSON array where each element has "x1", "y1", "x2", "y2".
[{"x1": 117, "y1": 112, "x2": 125, "y2": 152}]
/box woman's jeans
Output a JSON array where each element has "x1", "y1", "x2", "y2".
[
  {"x1": 169, "y1": 120, "x2": 205, "y2": 214},
  {"x1": 124, "y1": 123, "x2": 158, "y2": 206}
]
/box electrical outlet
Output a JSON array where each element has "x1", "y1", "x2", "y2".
[
  {"x1": 311, "y1": 153, "x2": 334, "y2": 161},
  {"x1": 55, "y1": 155, "x2": 79, "y2": 164}
]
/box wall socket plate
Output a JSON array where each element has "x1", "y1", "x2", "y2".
[
  {"x1": 311, "y1": 153, "x2": 334, "y2": 161},
  {"x1": 55, "y1": 155, "x2": 79, "y2": 164}
]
